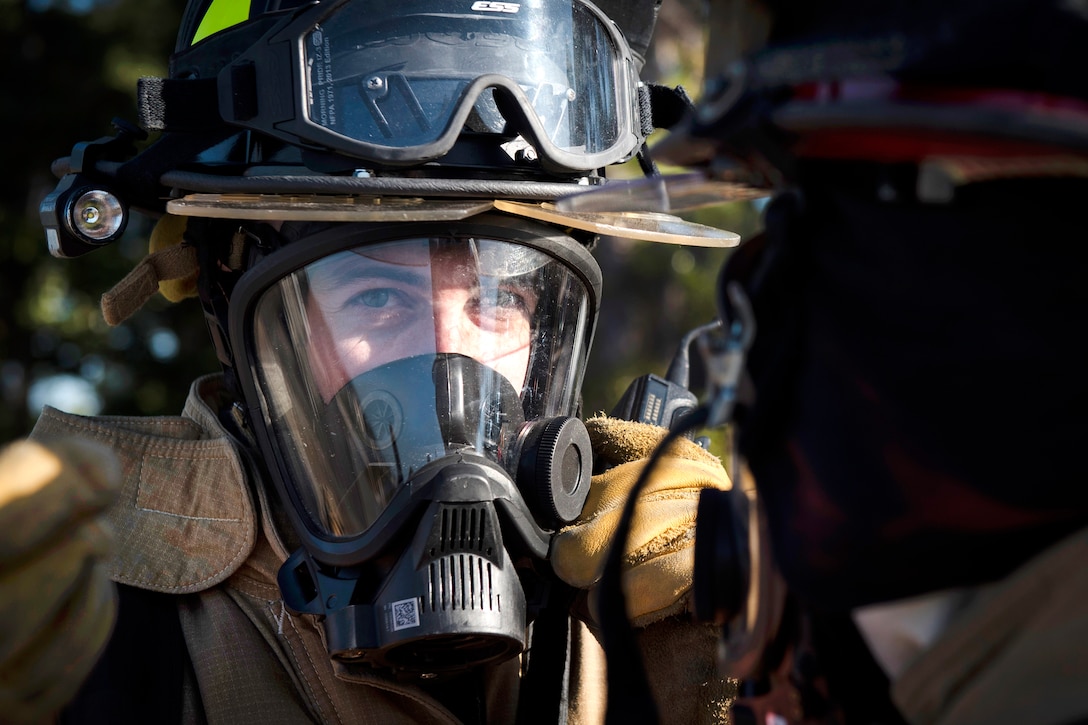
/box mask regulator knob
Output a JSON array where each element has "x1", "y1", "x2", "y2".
[{"x1": 516, "y1": 416, "x2": 593, "y2": 526}]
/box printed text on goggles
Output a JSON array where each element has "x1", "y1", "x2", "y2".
[{"x1": 216, "y1": 0, "x2": 642, "y2": 173}]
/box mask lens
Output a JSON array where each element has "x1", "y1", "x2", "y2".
[
  {"x1": 302, "y1": 239, "x2": 542, "y2": 395},
  {"x1": 248, "y1": 233, "x2": 593, "y2": 539}
]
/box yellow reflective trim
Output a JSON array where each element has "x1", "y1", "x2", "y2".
[{"x1": 190, "y1": 0, "x2": 252, "y2": 45}]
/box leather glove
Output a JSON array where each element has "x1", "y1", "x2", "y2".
[
  {"x1": 0, "y1": 438, "x2": 121, "y2": 722},
  {"x1": 551, "y1": 416, "x2": 731, "y2": 627}
]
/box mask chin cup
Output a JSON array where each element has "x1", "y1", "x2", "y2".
[
  {"x1": 277, "y1": 454, "x2": 562, "y2": 673},
  {"x1": 324, "y1": 497, "x2": 528, "y2": 673}
]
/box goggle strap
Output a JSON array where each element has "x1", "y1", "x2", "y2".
[
  {"x1": 644, "y1": 83, "x2": 697, "y2": 132},
  {"x1": 638, "y1": 84, "x2": 654, "y2": 137},
  {"x1": 138, "y1": 77, "x2": 221, "y2": 133}
]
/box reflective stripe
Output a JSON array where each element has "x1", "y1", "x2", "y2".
[{"x1": 191, "y1": 0, "x2": 251, "y2": 45}]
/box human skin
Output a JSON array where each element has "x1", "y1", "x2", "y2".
[{"x1": 304, "y1": 239, "x2": 538, "y2": 401}]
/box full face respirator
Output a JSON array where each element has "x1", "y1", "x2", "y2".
[{"x1": 226, "y1": 213, "x2": 602, "y2": 674}]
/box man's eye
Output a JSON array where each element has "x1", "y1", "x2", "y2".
[
  {"x1": 487, "y1": 289, "x2": 529, "y2": 313},
  {"x1": 353, "y1": 289, "x2": 392, "y2": 308}
]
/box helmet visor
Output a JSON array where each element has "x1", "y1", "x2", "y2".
[
  {"x1": 240, "y1": 228, "x2": 596, "y2": 540},
  {"x1": 221, "y1": 0, "x2": 640, "y2": 171}
]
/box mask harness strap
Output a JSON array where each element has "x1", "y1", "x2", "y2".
[{"x1": 515, "y1": 580, "x2": 578, "y2": 724}]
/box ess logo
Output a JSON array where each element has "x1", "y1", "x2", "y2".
[{"x1": 471, "y1": 1, "x2": 521, "y2": 12}]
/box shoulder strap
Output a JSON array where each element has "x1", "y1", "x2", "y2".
[{"x1": 515, "y1": 581, "x2": 577, "y2": 725}]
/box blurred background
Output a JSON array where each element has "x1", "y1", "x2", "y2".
[{"x1": 0, "y1": 0, "x2": 763, "y2": 442}]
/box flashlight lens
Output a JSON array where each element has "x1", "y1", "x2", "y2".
[{"x1": 70, "y1": 190, "x2": 125, "y2": 241}]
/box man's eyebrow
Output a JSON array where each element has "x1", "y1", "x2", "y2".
[{"x1": 309, "y1": 259, "x2": 429, "y2": 290}]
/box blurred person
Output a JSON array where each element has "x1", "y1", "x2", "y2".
[{"x1": 649, "y1": 1, "x2": 1088, "y2": 723}]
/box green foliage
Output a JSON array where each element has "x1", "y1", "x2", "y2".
[{"x1": 1, "y1": 0, "x2": 217, "y2": 440}]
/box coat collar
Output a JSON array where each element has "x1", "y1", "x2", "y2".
[{"x1": 31, "y1": 375, "x2": 257, "y2": 593}]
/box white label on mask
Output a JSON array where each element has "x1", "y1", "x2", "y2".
[{"x1": 391, "y1": 598, "x2": 421, "y2": 631}]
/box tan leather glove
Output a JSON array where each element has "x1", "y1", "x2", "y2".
[
  {"x1": 0, "y1": 438, "x2": 121, "y2": 722},
  {"x1": 551, "y1": 416, "x2": 731, "y2": 627}
]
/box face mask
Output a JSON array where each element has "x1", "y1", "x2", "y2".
[{"x1": 229, "y1": 215, "x2": 602, "y2": 673}]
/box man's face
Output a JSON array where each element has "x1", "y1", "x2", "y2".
[{"x1": 304, "y1": 239, "x2": 540, "y2": 401}]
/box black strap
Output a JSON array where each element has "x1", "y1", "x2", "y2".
[
  {"x1": 418, "y1": 669, "x2": 489, "y2": 725},
  {"x1": 138, "y1": 77, "x2": 220, "y2": 132},
  {"x1": 515, "y1": 581, "x2": 577, "y2": 725},
  {"x1": 645, "y1": 84, "x2": 695, "y2": 131},
  {"x1": 60, "y1": 585, "x2": 192, "y2": 724}
]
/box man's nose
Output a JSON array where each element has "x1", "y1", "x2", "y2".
[{"x1": 432, "y1": 303, "x2": 476, "y2": 356}]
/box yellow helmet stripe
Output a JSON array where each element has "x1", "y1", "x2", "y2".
[{"x1": 191, "y1": 0, "x2": 252, "y2": 45}]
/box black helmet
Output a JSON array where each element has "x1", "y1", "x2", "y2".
[{"x1": 40, "y1": 0, "x2": 739, "y2": 261}]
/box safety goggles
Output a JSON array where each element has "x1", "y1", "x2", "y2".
[{"x1": 217, "y1": 0, "x2": 643, "y2": 173}]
